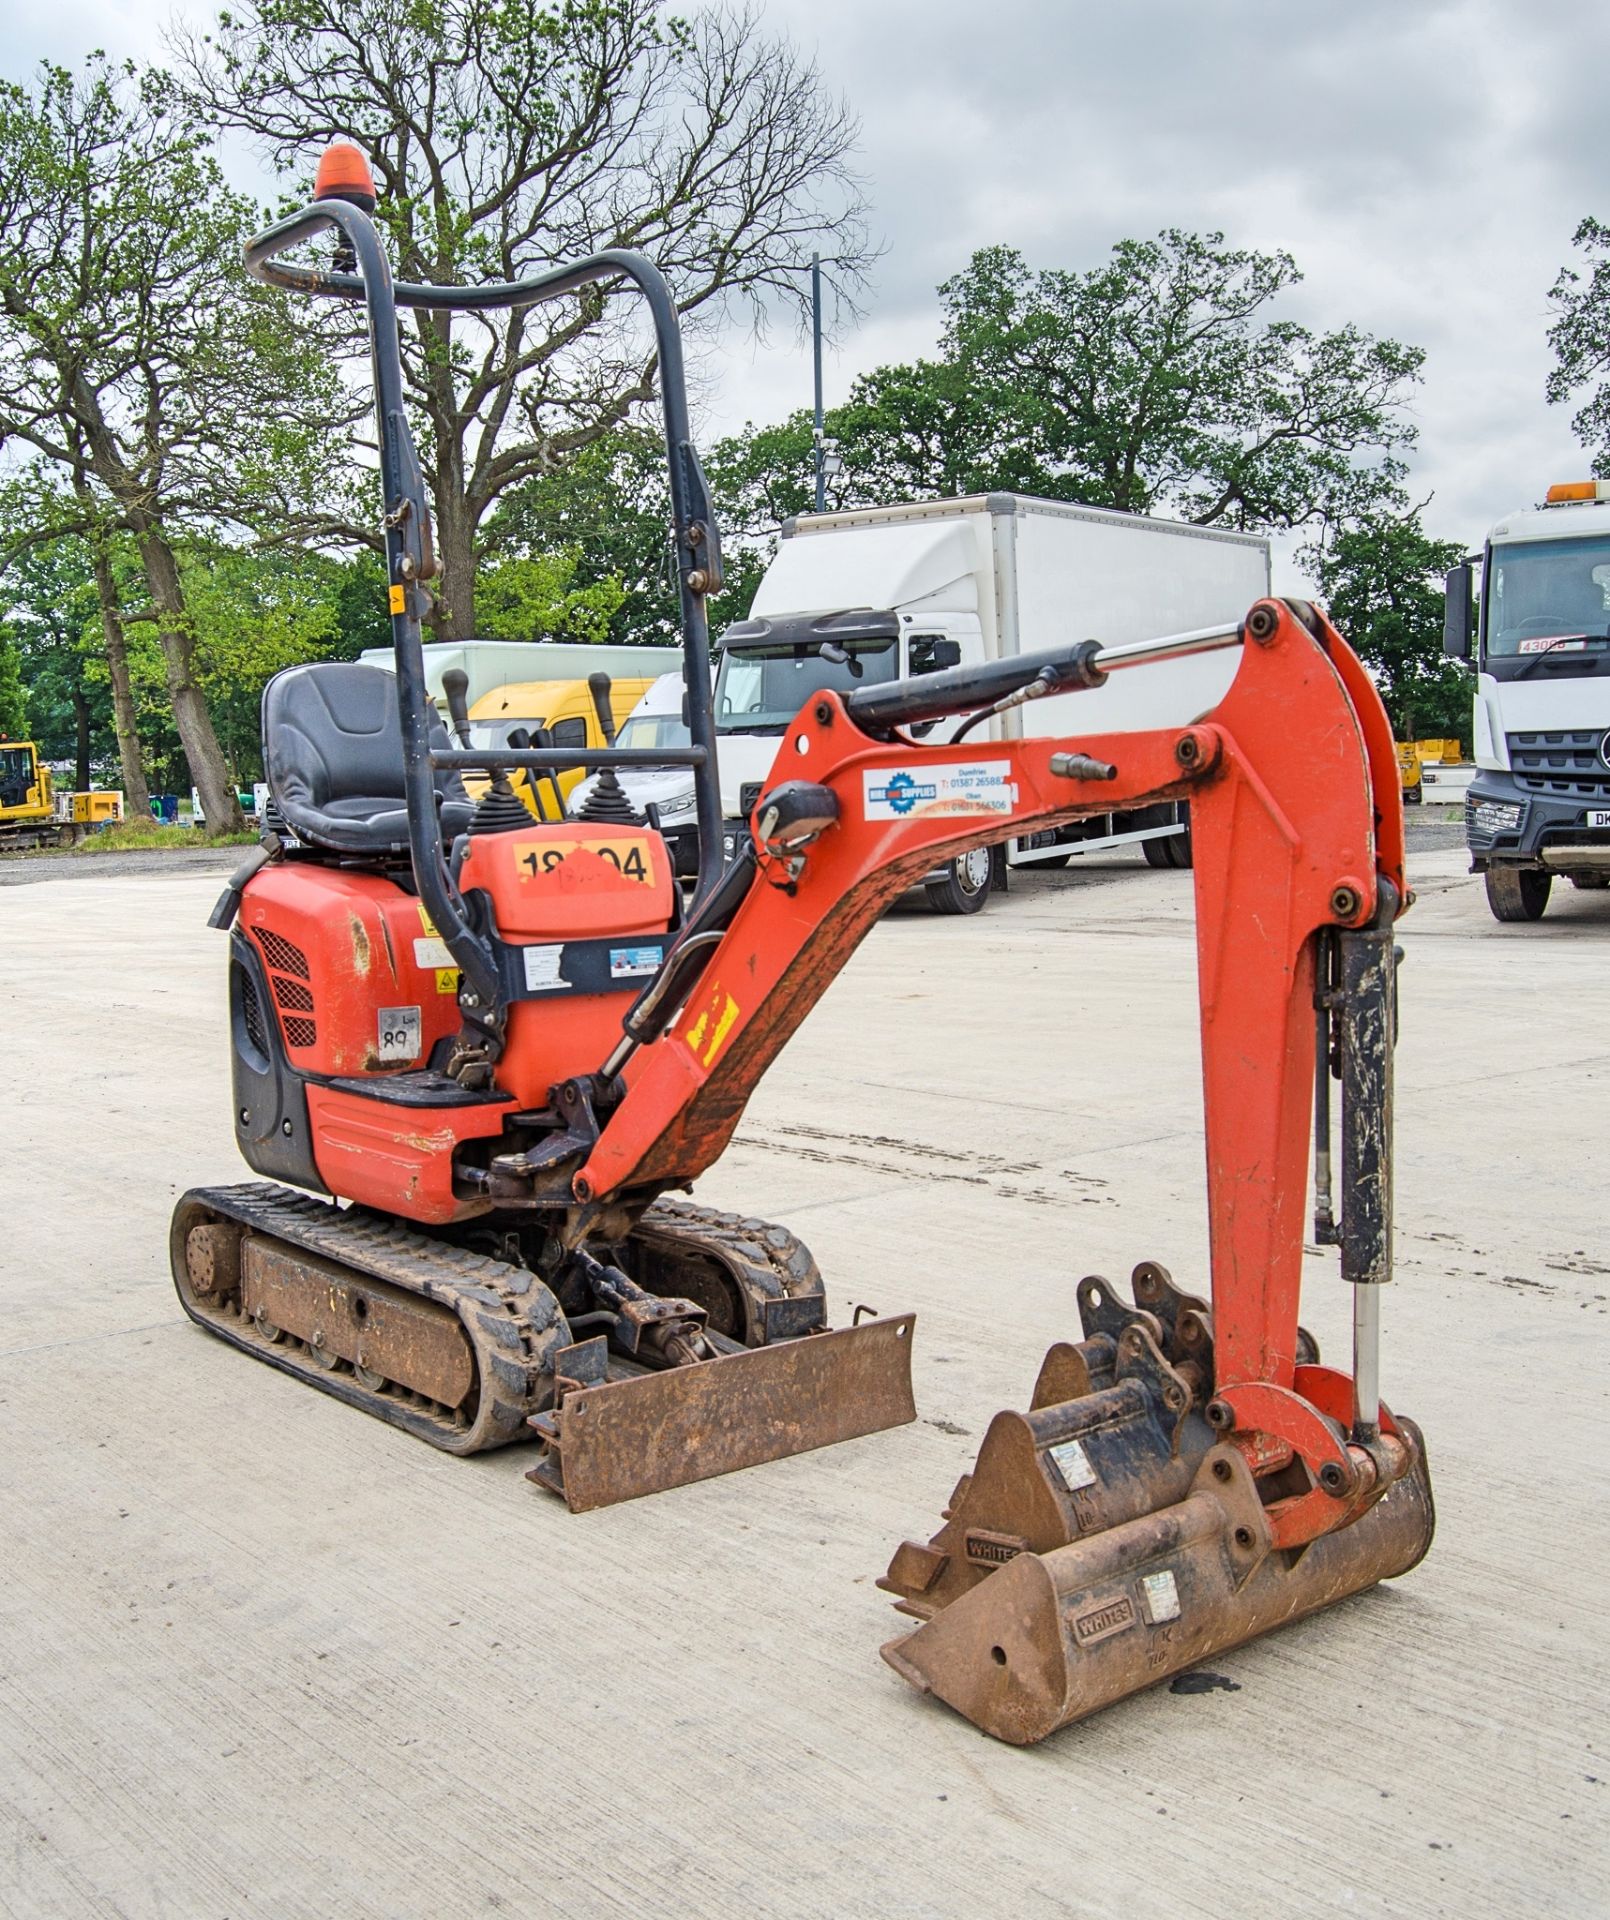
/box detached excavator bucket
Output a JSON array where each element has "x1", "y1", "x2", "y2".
[
  {"x1": 878, "y1": 1263, "x2": 1434, "y2": 1744},
  {"x1": 881, "y1": 1422, "x2": 1433, "y2": 1745},
  {"x1": 526, "y1": 1313, "x2": 917, "y2": 1512}
]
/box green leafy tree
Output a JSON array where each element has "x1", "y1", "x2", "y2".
[
  {"x1": 713, "y1": 235, "x2": 1423, "y2": 540},
  {"x1": 0, "y1": 471, "x2": 150, "y2": 809},
  {"x1": 1547, "y1": 217, "x2": 1610, "y2": 472},
  {"x1": 178, "y1": 548, "x2": 347, "y2": 777},
  {"x1": 0, "y1": 516, "x2": 107, "y2": 787},
  {"x1": 490, "y1": 425, "x2": 768, "y2": 640},
  {"x1": 0, "y1": 634, "x2": 25, "y2": 738},
  {"x1": 1309, "y1": 507, "x2": 1469, "y2": 742},
  {"x1": 475, "y1": 553, "x2": 626, "y2": 645},
  {"x1": 185, "y1": 0, "x2": 873, "y2": 639},
  {"x1": 0, "y1": 56, "x2": 350, "y2": 827}
]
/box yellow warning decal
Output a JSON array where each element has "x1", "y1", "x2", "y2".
[
  {"x1": 435, "y1": 968, "x2": 460, "y2": 995},
  {"x1": 683, "y1": 979, "x2": 741, "y2": 1069},
  {"x1": 389, "y1": 584, "x2": 406, "y2": 614},
  {"x1": 512, "y1": 838, "x2": 652, "y2": 883}
]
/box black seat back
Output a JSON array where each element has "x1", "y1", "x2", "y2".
[{"x1": 263, "y1": 661, "x2": 472, "y2": 855}]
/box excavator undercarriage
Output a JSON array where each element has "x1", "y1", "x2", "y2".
[{"x1": 173, "y1": 1186, "x2": 913, "y2": 1508}]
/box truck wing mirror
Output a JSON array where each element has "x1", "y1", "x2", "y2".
[
  {"x1": 912, "y1": 638, "x2": 961, "y2": 673},
  {"x1": 1443, "y1": 562, "x2": 1474, "y2": 661}
]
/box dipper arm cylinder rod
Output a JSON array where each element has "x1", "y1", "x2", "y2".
[{"x1": 1089, "y1": 621, "x2": 1243, "y2": 674}]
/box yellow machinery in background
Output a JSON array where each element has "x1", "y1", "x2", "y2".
[
  {"x1": 1396, "y1": 741, "x2": 1424, "y2": 805},
  {"x1": 0, "y1": 737, "x2": 124, "y2": 848},
  {"x1": 463, "y1": 672, "x2": 656, "y2": 820}
]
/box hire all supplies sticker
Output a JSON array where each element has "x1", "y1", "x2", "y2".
[{"x1": 863, "y1": 761, "x2": 1017, "y2": 821}]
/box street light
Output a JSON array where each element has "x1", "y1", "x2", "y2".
[{"x1": 811, "y1": 252, "x2": 825, "y2": 512}]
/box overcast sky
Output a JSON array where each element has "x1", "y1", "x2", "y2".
[{"x1": 5, "y1": 0, "x2": 1603, "y2": 581}]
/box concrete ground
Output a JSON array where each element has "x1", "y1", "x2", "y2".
[{"x1": 2, "y1": 849, "x2": 1606, "y2": 1920}]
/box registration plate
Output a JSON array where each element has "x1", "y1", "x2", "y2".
[{"x1": 1588, "y1": 810, "x2": 1610, "y2": 829}]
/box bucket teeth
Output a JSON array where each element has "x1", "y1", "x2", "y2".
[{"x1": 882, "y1": 1429, "x2": 1435, "y2": 1745}]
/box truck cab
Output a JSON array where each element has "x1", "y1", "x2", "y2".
[
  {"x1": 465, "y1": 674, "x2": 656, "y2": 821},
  {"x1": 1447, "y1": 481, "x2": 1610, "y2": 919}
]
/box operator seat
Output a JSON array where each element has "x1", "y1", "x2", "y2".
[{"x1": 263, "y1": 661, "x2": 474, "y2": 855}]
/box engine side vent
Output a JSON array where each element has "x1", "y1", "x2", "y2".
[
  {"x1": 254, "y1": 928, "x2": 311, "y2": 979},
  {"x1": 270, "y1": 975, "x2": 315, "y2": 1014},
  {"x1": 240, "y1": 972, "x2": 268, "y2": 1055},
  {"x1": 252, "y1": 925, "x2": 316, "y2": 1048}
]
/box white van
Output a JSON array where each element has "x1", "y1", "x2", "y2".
[{"x1": 568, "y1": 671, "x2": 701, "y2": 875}]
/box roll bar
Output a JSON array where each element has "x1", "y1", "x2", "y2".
[{"x1": 244, "y1": 196, "x2": 728, "y2": 1055}]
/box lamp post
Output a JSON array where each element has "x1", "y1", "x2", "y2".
[{"x1": 812, "y1": 251, "x2": 825, "y2": 513}]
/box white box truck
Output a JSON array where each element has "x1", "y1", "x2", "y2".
[
  {"x1": 713, "y1": 493, "x2": 1270, "y2": 910},
  {"x1": 1445, "y1": 480, "x2": 1610, "y2": 921}
]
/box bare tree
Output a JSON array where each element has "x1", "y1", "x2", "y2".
[{"x1": 182, "y1": 0, "x2": 873, "y2": 637}]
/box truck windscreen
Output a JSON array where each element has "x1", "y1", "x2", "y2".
[
  {"x1": 1487, "y1": 535, "x2": 1610, "y2": 657},
  {"x1": 615, "y1": 711, "x2": 690, "y2": 752},
  {"x1": 715, "y1": 640, "x2": 898, "y2": 734}
]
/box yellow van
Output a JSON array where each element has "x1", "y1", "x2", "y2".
[{"x1": 464, "y1": 675, "x2": 656, "y2": 820}]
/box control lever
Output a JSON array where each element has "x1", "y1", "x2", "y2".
[
  {"x1": 517, "y1": 724, "x2": 568, "y2": 821},
  {"x1": 441, "y1": 667, "x2": 474, "y2": 747},
  {"x1": 587, "y1": 672, "x2": 617, "y2": 746},
  {"x1": 443, "y1": 665, "x2": 526, "y2": 821}
]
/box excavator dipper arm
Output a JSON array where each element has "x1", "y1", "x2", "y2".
[
  {"x1": 585, "y1": 601, "x2": 1399, "y2": 1475},
  {"x1": 570, "y1": 597, "x2": 1431, "y2": 1736}
]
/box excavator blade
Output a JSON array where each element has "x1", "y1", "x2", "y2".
[
  {"x1": 526, "y1": 1313, "x2": 916, "y2": 1512},
  {"x1": 880, "y1": 1424, "x2": 1434, "y2": 1745}
]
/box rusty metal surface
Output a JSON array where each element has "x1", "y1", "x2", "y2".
[
  {"x1": 527, "y1": 1313, "x2": 916, "y2": 1512},
  {"x1": 882, "y1": 1267, "x2": 1222, "y2": 1622},
  {"x1": 184, "y1": 1223, "x2": 240, "y2": 1299},
  {"x1": 240, "y1": 1237, "x2": 476, "y2": 1408},
  {"x1": 881, "y1": 1425, "x2": 1434, "y2": 1745},
  {"x1": 879, "y1": 1379, "x2": 1214, "y2": 1621}
]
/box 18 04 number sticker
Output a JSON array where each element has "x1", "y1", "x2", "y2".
[{"x1": 513, "y1": 838, "x2": 651, "y2": 882}]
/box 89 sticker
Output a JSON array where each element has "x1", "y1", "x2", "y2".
[
  {"x1": 377, "y1": 1005, "x2": 421, "y2": 1063},
  {"x1": 513, "y1": 838, "x2": 652, "y2": 883}
]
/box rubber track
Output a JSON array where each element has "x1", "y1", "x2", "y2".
[
  {"x1": 173, "y1": 1184, "x2": 571, "y2": 1454},
  {"x1": 631, "y1": 1199, "x2": 826, "y2": 1330},
  {"x1": 173, "y1": 1185, "x2": 827, "y2": 1455}
]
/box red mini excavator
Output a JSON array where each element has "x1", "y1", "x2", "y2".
[{"x1": 174, "y1": 147, "x2": 1431, "y2": 1737}]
